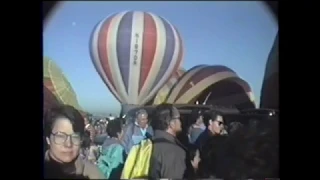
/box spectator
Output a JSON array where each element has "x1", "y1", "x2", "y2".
[
  {"x1": 149, "y1": 103, "x2": 192, "y2": 179},
  {"x1": 122, "y1": 109, "x2": 154, "y2": 153},
  {"x1": 97, "y1": 118, "x2": 126, "y2": 179},
  {"x1": 43, "y1": 105, "x2": 104, "y2": 179},
  {"x1": 215, "y1": 118, "x2": 279, "y2": 179},
  {"x1": 189, "y1": 110, "x2": 206, "y2": 144},
  {"x1": 194, "y1": 111, "x2": 225, "y2": 151},
  {"x1": 197, "y1": 135, "x2": 227, "y2": 178}
]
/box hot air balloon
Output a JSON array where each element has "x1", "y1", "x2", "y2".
[
  {"x1": 89, "y1": 11, "x2": 184, "y2": 114},
  {"x1": 43, "y1": 57, "x2": 82, "y2": 111},
  {"x1": 153, "y1": 68, "x2": 185, "y2": 105},
  {"x1": 260, "y1": 32, "x2": 278, "y2": 109},
  {"x1": 200, "y1": 77, "x2": 256, "y2": 109},
  {"x1": 166, "y1": 65, "x2": 255, "y2": 109},
  {"x1": 44, "y1": 85, "x2": 60, "y2": 112}
]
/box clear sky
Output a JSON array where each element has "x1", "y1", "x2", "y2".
[{"x1": 43, "y1": 1, "x2": 278, "y2": 116}]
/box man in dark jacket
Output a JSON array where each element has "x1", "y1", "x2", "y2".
[
  {"x1": 149, "y1": 104, "x2": 193, "y2": 179},
  {"x1": 194, "y1": 111, "x2": 225, "y2": 151}
]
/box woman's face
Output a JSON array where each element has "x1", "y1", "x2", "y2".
[{"x1": 46, "y1": 118, "x2": 81, "y2": 163}]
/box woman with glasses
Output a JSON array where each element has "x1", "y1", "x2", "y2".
[{"x1": 44, "y1": 105, "x2": 104, "y2": 179}]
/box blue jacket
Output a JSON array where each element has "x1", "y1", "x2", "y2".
[
  {"x1": 189, "y1": 127, "x2": 205, "y2": 144},
  {"x1": 189, "y1": 124, "x2": 206, "y2": 144},
  {"x1": 94, "y1": 133, "x2": 109, "y2": 145},
  {"x1": 97, "y1": 138, "x2": 126, "y2": 179},
  {"x1": 122, "y1": 122, "x2": 154, "y2": 154}
]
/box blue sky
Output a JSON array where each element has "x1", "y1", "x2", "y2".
[{"x1": 43, "y1": 1, "x2": 278, "y2": 115}]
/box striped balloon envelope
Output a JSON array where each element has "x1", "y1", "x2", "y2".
[
  {"x1": 43, "y1": 57, "x2": 82, "y2": 111},
  {"x1": 260, "y1": 33, "x2": 278, "y2": 109},
  {"x1": 90, "y1": 11, "x2": 184, "y2": 106},
  {"x1": 202, "y1": 77, "x2": 256, "y2": 108},
  {"x1": 166, "y1": 65, "x2": 255, "y2": 105},
  {"x1": 44, "y1": 85, "x2": 60, "y2": 112},
  {"x1": 153, "y1": 68, "x2": 185, "y2": 105}
]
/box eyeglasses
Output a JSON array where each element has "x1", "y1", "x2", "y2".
[
  {"x1": 51, "y1": 132, "x2": 82, "y2": 146},
  {"x1": 211, "y1": 120, "x2": 224, "y2": 126}
]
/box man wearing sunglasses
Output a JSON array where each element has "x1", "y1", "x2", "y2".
[{"x1": 194, "y1": 111, "x2": 225, "y2": 150}]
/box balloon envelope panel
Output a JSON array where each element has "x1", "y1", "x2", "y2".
[
  {"x1": 90, "y1": 11, "x2": 184, "y2": 105},
  {"x1": 43, "y1": 57, "x2": 82, "y2": 111},
  {"x1": 44, "y1": 85, "x2": 60, "y2": 112},
  {"x1": 166, "y1": 65, "x2": 254, "y2": 104},
  {"x1": 153, "y1": 68, "x2": 185, "y2": 105}
]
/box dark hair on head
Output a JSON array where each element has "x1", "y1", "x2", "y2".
[
  {"x1": 87, "y1": 118, "x2": 92, "y2": 124},
  {"x1": 210, "y1": 110, "x2": 220, "y2": 121},
  {"x1": 106, "y1": 118, "x2": 124, "y2": 138},
  {"x1": 202, "y1": 110, "x2": 221, "y2": 126},
  {"x1": 151, "y1": 103, "x2": 176, "y2": 131},
  {"x1": 43, "y1": 105, "x2": 85, "y2": 137},
  {"x1": 93, "y1": 119, "x2": 100, "y2": 126},
  {"x1": 215, "y1": 119, "x2": 279, "y2": 179},
  {"x1": 190, "y1": 109, "x2": 204, "y2": 124}
]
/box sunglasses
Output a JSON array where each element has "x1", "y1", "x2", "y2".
[
  {"x1": 216, "y1": 121, "x2": 224, "y2": 126},
  {"x1": 209, "y1": 119, "x2": 224, "y2": 126}
]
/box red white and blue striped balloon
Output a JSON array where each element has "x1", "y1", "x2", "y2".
[{"x1": 90, "y1": 11, "x2": 184, "y2": 105}]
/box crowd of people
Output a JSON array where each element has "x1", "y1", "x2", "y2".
[{"x1": 43, "y1": 104, "x2": 279, "y2": 179}]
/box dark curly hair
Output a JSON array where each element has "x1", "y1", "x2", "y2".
[
  {"x1": 215, "y1": 118, "x2": 279, "y2": 179},
  {"x1": 107, "y1": 118, "x2": 124, "y2": 138},
  {"x1": 43, "y1": 105, "x2": 85, "y2": 138},
  {"x1": 203, "y1": 110, "x2": 222, "y2": 126},
  {"x1": 190, "y1": 108, "x2": 204, "y2": 124}
]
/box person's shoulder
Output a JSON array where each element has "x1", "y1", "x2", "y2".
[
  {"x1": 164, "y1": 142, "x2": 186, "y2": 160},
  {"x1": 191, "y1": 127, "x2": 204, "y2": 134},
  {"x1": 154, "y1": 138, "x2": 185, "y2": 153},
  {"x1": 82, "y1": 159, "x2": 104, "y2": 179},
  {"x1": 111, "y1": 143, "x2": 125, "y2": 151},
  {"x1": 199, "y1": 129, "x2": 210, "y2": 140},
  {"x1": 122, "y1": 123, "x2": 133, "y2": 132},
  {"x1": 124, "y1": 122, "x2": 136, "y2": 129}
]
